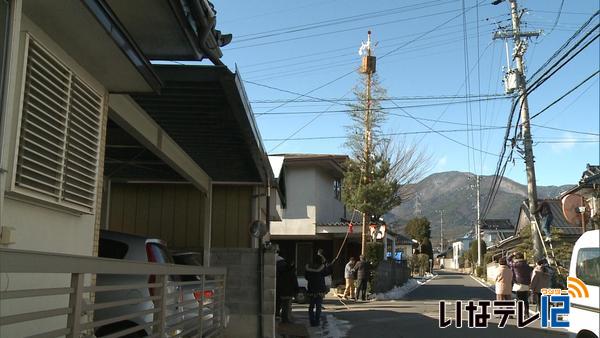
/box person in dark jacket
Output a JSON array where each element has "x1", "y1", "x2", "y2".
[
  {"x1": 276, "y1": 255, "x2": 299, "y2": 323},
  {"x1": 353, "y1": 255, "x2": 370, "y2": 301},
  {"x1": 530, "y1": 258, "x2": 551, "y2": 312},
  {"x1": 509, "y1": 252, "x2": 533, "y2": 313},
  {"x1": 304, "y1": 250, "x2": 333, "y2": 327}
]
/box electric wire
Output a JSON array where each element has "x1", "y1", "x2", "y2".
[{"x1": 530, "y1": 70, "x2": 600, "y2": 120}]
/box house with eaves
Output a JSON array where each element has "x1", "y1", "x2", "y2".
[{"x1": 0, "y1": 1, "x2": 277, "y2": 337}]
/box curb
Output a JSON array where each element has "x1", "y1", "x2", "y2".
[
  {"x1": 403, "y1": 274, "x2": 439, "y2": 296},
  {"x1": 468, "y1": 274, "x2": 496, "y2": 294}
]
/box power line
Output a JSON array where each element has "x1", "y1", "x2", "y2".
[
  {"x1": 251, "y1": 93, "x2": 507, "y2": 104},
  {"x1": 387, "y1": 100, "x2": 499, "y2": 156},
  {"x1": 546, "y1": 0, "x2": 566, "y2": 35},
  {"x1": 530, "y1": 70, "x2": 600, "y2": 120},
  {"x1": 254, "y1": 96, "x2": 510, "y2": 115},
  {"x1": 263, "y1": 126, "x2": 506, "y2": 142},
  {"x1": 531, "y1": 124, "x2": 600, "y2": 137},
  {"x1": 229, "y1": 5, "x2": 466, "y2": 50},
  {"x1": 379, "y1": 0, "x2": 487, "y2": 60},
  {"x1": 461, "y1": 0, "x2": 474, "y2": 175},
  {"x1": 259, "y1": 3, "x2": 485, "y2": 151},
  {"x1": 233, "y1": 0, "x2": 450, "y2": 42}
]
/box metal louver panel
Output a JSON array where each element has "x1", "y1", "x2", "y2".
[
  {"x1": 63, "y1": 78, "x2": 102, "y2": 208},
  {"x1": 15, "y1": 35, "x2": 104, "y2": 212},
  {"x1": 16, "y1": 37, "x2": 69, "y2": 200}
]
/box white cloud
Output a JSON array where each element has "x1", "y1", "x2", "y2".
[
  {"x1": 550, "y1": 132, "x2": 577, "y2": 153},
  {"x1": 436, "y1": 155, "x2": 448, "y2": 169}
]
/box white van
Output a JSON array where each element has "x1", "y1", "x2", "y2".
[{"x1": 567, "y1": 229, "x2": 599, "y2": 338}]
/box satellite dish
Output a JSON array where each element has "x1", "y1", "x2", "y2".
[
  {"x1": 249, "y1": 220, "x2": 267, "y2": 239},
  {"x1": 561, "y1": 194, "x2": 590, "y2": 226}
]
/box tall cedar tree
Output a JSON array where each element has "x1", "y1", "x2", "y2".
[{"x1": 342, "y1": 73, "x2": 427, "y2": 221}]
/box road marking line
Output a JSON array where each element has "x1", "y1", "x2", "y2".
[{"x1": 469, "y1": 274, "x2": 496, "y2": 293}]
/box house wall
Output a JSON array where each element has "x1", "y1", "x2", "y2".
[
  {"x1": 107, "y1": 183, "x2": 207, "y2": 250},
  {"x1": 211, "y1": 185, "x2": 252, "y2": 248},
  {"x1": 397, "y1": 243, "x2": 413, "y2": 259},
  {"x1": 270, "y1": 166, "x2": 317, "y2": 235},
  {"x1": 0, "y1": 11, "x2": 107, "y2": 337},
  {"x1": 107, "y1": 183, "x2": 254, "y2": 250},
  {"x1": 315, "y1": 167, "x2": 345, "y2": 225},
  {"x1": 1, "y1": 12, "x2": 106, "y2": 255}
]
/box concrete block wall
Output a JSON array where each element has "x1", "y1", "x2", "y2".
[
  {"x1": 211, "y1": 248, "x2": 276, "y2": 338},
  {"x1": 373, "y1": 260, "x2": 410, "y2": 293}
]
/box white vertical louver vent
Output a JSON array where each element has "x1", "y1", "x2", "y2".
[{"x1": 15, "y1": 35, "x2": 103, "y2": 213}]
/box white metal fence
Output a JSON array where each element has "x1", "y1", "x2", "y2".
[{"x1": 0, "y1": 248, "x2": 227, "y2": 338}]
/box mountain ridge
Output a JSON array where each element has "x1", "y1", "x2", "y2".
[{"x1": 387, "y1": 171, "x2": 573, "y2": 246}]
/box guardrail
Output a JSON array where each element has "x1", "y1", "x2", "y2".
[{"x1": 0, "y1": 248, "x2": 227, "y2": 338}]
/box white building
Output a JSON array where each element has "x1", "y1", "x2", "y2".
[{"x1": 269, "y1": 154, "x2": 363, "y2": 281}]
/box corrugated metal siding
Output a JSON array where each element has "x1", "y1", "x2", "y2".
[
  {"x1": 108, "y1": 183, "x2": 206, "y2": 251},
  {"x1": 211, "y1": 185, "x2": 252, "y2": 248}
]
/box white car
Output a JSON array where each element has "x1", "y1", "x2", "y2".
[
  {"x1": 567, "y1": 229, "x2": 599, "y2": 338},
  {"x1": 295, "y1": 276, "x2": 332, "y2": 303}
]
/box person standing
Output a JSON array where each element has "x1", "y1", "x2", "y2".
[
  {"x1": 304, "y1": 250, "x2": 333, "y2": 327},
  {"x1": 495, "y1": 257, "x2": 513, "y2": 300},
  {"x1": 343, "y1": 257, "x2": 356, "y2": 300},
  {"x1": 530, "y1": 258, "x2": 551, "y2": 312},
  {"x1": 509, "y1": 252, "x2": 533, "y2": 313},
  {"x1": 353, "y1": 255, "x2": 370, "y2": 301},
  {"x1": 276, "y1": 254, "x2": 298, "y2": 323}
]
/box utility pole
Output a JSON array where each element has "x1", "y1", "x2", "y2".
[
  {"x1": 476, "y1": 175, "x2": 482, "y2": 266},
  {"x1": 359, "y1": 31, "x2": 376, "y2": 255},
  {"x1": 493, "y1": 0, "x2": 543, "y2": 261},
  {"x1": 436, "y1": 210, "x2": 445, "y2": 253}
]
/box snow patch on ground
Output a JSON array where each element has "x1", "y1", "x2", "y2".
[{"x1": 374, "y1": 274, "x2": 436, "y2": 300}]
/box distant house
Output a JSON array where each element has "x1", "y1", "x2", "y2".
[
  {"x1": 480, "y1": 219, "x2": 514, "y2": 245},
  {"x1": 560, "y1": 164, "x2": 600, "y2": 230},
  {"x1": 269, "y1": 154, "x2": 357, "y2": 283},
  {"x1": 394, "y1": 233, "x2": 414, "y2": 260},
  {"x1": 491, "y1": 199, "x2": 583, "y2": 261}
]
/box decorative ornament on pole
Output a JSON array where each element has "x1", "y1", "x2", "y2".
[
  {"x1": 369, "y1": 223, "x2": 386, "y2": 240},
  {"x1": 359, "y1": 31, "x2": 376, "y2": 74}
]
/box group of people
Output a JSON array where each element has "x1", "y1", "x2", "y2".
[
  {"x1": 342, "y1": 255, "x2": 370, "y2": 301},
  {"x1": 495, "y1": 251, "x2": 552, "y2": 313}
]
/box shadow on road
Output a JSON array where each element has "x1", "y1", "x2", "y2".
[{"x1": 334, "y1": 309, "x2": 568, "y2": 338}]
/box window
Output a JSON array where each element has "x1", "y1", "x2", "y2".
[
  {"x1": 14, "y1": 35, "x2": 103, "y2": 213},
  {"x1": 333, "y1": 178, "x2": 342, "y2": 200},
  {"x1": 576, "y1": 247, "x2": 600, "y2": 287}
]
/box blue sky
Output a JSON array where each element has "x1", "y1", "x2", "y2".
[{"x1": 212, "y1": 0, "x2": 599, "y2": 186}]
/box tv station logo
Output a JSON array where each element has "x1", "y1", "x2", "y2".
[{"x1": 439, "y1": 276, "x2": 589, "y2": 329}]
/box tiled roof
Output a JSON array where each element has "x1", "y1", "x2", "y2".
[
  {"x1": 581, "y1": 164, "x2": 600, "y2": 185},
  {"x1": 481, "y1": 219, "x2": 514, "y2": 230},
  {"x1": 521, "y1": 199, "x2": 583, "y2": 236},
  {"x1": 396, "y1": 233, "x2": 414, "y2": 245}
]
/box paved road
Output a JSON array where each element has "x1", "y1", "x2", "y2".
[{"x1": 315, "y1": 270, "x2": 569, "y2": 338}]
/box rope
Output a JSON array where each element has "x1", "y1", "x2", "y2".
[{"x1": 333, "y1": 209, "x2": 360, "y2": 263}]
